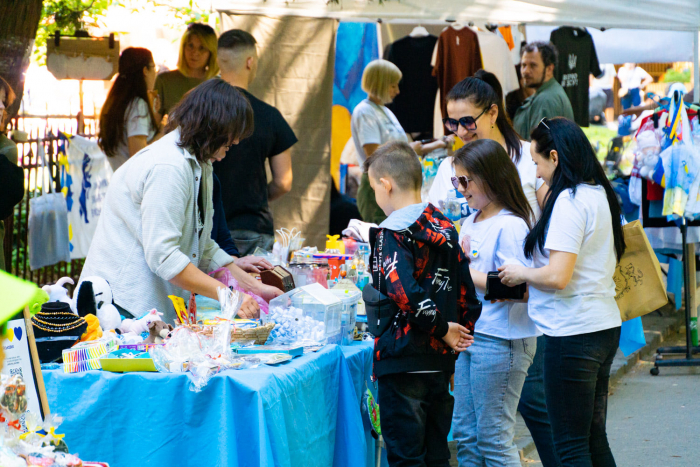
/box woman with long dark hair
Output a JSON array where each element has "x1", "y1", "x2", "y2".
[
  {"x1": 429, "y1": 70, "x2": 546, "y2": 219},
  {"x1": 451, "y1": 139, "x2": 539, "y2": 467},
  {"x1": 83, "y1": 79, "x2": 283, "y2": 323},
  {"x1": 499, "y1": 117, "x2": 625, "y2": 467},
  {"x1": 99, "y1": 47, "x2": 160, "y2": 171}
]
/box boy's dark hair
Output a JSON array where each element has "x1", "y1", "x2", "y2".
[
  {"x1": 364, "y1": 141, "x2": 422, "y2": 192},
  {"x1": 165, "y1": 78, "x2": 254, "y2": 162},
  {"x1": 218, "y1": 29, "x2": 257, "y2": 49},
  {"x1": 521, "y1": 41, "x2": 558, "y2": 70}
]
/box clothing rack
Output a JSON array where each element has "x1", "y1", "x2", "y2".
[{"x1": 641, "y1": 183, "x2": 700, "y2": 374}]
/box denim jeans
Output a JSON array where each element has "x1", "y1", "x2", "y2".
[
  {"x1": 453, "y1": 333, "x2": 536, "y2": 467},
  {"x1": 518, "y1": 335, "x2": 561, "y2": 467},
  {"x1": 544, "y1": 327, "x2": 621, "y2": 467},
  {"x1": 378, "y1": 371, "x2": 454, "y2": 467},
  {"x1": 229, "y1": 229, "x2": 275, "y2": 257}
]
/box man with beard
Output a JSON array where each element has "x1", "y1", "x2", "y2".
[{"x1": 513, "y1": 42, "x2": 574, "y2": 140}]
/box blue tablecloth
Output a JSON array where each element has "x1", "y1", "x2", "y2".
[{"x1": 43, "y1": 344, "x2": 373, "y2": 467}]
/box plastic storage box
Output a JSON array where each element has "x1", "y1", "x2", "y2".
[
  {"x1": 266, "y1": 283, "x2": 343, "y2": 344},
  {"x1": 331, "y1": 289, "x2": 361, "y2": 345}
]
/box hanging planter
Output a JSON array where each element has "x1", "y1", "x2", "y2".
[{"x1": 46, "y1": 31, "x2": 119, "y2": 81}]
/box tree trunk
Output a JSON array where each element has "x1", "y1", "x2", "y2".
[{"x1": 0, "y1": 0, "x2": 44, "y2": 118}]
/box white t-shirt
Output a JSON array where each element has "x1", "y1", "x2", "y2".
[
  {"x1": 476, "y1": 30, "x2": 520, "y2": 95},
  {"x1": 460, "y1": 209, "x2": 540, "y2": 339},
  {"x1": 617, "y1": 66, "x2": 652, "y2": 90},
  {"x1": 109, "y1": 98, "x2": 156, "y2": 172},
  {"x1": 428, "y1": 141, "x2": 543, "y2": 219},
  {"x1": 528, "y1": 184, "x2": 622, "y2": 337},
  {"x1": 350, "y1": 99, "x2": 408, "y2": 167},
  {"x1": 594, "y1": 64, "x2": 616, "y2": 90}
]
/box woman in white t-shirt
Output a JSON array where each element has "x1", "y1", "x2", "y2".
[
  {"x1": 99, "y1": 48, "x2": 161, "y2": 171},
  {"x1": 499, "y1": 117, "x2": 626, "y2": 467},
  {"x1": 352, "y1": 59, "x2": 448, "y2": 223},
  {"x1": 451, "y1": 139, "x2": 539, "y2": 467}
]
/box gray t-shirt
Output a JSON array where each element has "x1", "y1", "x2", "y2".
[
  {"x1": 351, "y1": 99, "x2": 408, "y2": 166},
  {"x1": 109, "y1": 98, "x2": 156, "y2": 172}
]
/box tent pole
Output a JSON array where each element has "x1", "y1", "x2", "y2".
[{"x1": 695, "y1": 30, "x2": 700, "y2": 101}]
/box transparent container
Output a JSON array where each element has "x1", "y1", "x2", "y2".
[
  {"x1": 267, "y1": 285, "x2": 342, "y2": 343},
  {"x1": 331, "y1": 289, "x2": 361, "y2": 345}
]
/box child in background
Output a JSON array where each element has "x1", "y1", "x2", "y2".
[
  {"x1": 452, "y1": 139, "x2": 540, "y2": 467},
  {"x1": 365, "y1": 141, "x2": 482, "y2": 467}
]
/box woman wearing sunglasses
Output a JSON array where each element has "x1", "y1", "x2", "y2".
[
  {"x1": 499, "y1": 118, "x2": 625, "y2": 467},
  {"x1": 352, "y1": 59, "x2": 449, "y2": 223},
  {"x1": 451, "y1": 139, "x2": 540, "y2": 467},
  {"x1": 430, "y1": 70, "x2": 547, "y2": 219}
]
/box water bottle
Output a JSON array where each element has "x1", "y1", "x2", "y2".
[{"x1": 444, "y1": 189, "x2": 462, "y2": 223}]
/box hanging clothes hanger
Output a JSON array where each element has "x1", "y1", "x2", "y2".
[
  {"x1": 446, "y1": 19, "x2": 465, "y2": 31},
  {"x1": 409, "y1": 25, "x2": 430, "y2": 38}
]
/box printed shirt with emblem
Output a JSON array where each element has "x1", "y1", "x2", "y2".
[{"x1": 459, "y1": 209, "x2": 540, "y2": 339}]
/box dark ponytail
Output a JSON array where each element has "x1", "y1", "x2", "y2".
[
  {"x1": 524, "y1": 118, "x2": 626, "y2": 261},
  {"x1": 446, "y1": 70, "x2": 523, "y2": 163}
]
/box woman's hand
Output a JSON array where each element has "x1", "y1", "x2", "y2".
[
  {"x1": 257, "y1": 283, "x2": 284, "y2": 302},
  {"x1": 235, "y1": 256, "x2": 274, "y2": 274},
  {"x1": 237, "y1": 294, "x2": 260, "y2": 319},
  {"x1": 498, "y1": 264, "x2": 528, "y2": 287},
  {"x1": 409, "y1": 141, "x2": 424, "y2": 157},
  {"x1": 441, "y1": 322, "x2": 474, "y2": 352}
]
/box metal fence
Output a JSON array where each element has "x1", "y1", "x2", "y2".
[{"x1": 2, "y1": 114, "x2": 97, "y2": 287}]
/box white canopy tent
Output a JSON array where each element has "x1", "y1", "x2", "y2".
[{"x1": 214, "y1": 0, "x2": 700, "y2": 245}]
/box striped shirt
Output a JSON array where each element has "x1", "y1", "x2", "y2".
[{"x1": 80, "y1": 129, "x2": 233, "y2": 321}]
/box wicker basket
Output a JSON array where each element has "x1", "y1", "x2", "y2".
[{"x1": 231, "y1": 323, "x2": 276, "y2": 345}]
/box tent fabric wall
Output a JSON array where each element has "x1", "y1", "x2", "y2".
[
  {"x1": 215, "y1": 0, "x2": 700, "y2": 32},
  {"x1": 219, "y1": 13, "x2": 336, "y2": 248}
]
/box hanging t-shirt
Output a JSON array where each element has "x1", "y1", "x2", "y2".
[
  {"x1": 528, "y1": 184, "x2": 622, "y2": 337},
  {"x1": 109, "y1": 97, "x2": 156, "y2": 172},
  {"x1": 432, "y1": 27, "x2": 482, "y2": 121},
  {"x1": 550, "y1": 27, "x2": 602, "y2": 127},
  {"x1": 214, "y1": 88, "x2": 298, "y2": 236},
  {"x1": 384, "y1": 35, "x2": 439, "y2": 135},
  {"x1": 459, "y1": 209, "x2": 540, "y2": 339},
  {"x1": 476, "y1": 30, "x2": 519, "y2": 95},
  {"x1": 350, "y1": 99, "x2": 408, "y2": 166}
]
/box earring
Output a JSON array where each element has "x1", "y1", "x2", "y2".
[{"x1": 491, "y1": 125, "x2": 494, "y2": 129}]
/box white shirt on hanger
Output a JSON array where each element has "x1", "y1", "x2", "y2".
[{"x1": 476, "y1": 30, "x2": 520, "y2": 95}]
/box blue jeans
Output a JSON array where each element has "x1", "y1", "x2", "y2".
[
  {"x1": 544, "y1": 327, "x2": 621, "y2": 467},
  {"x1": 620, "y1": 88, "x2": 641, "y2": 110},
  {"x1": 229, "y1": 230, "x2": 275, "y2": 257},
  {"x1": 453, "y1": 333, "x2": 536, "y2": 467},
  {"x1": 378, "y1": 371, "x2": 454, "y2": 467},
  {"x1": 518, "y1": 335, "x2": 561, "y2": 467}
]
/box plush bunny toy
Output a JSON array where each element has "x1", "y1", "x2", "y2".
[
  {"x1": 42, "y1": 277, "x2": 76, "y2": 313},
  {"x1": 120, "y1": 309, "x2": 164, "y2": 335}
]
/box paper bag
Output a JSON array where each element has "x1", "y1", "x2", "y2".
[{"x1": 614, "y1": 220, "x2": 668, "y2": 321}]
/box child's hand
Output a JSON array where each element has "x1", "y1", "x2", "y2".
[{"x1": 442, "y1": 322, "x2": 473, "y2": 352}]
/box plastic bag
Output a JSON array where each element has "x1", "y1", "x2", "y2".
[
  {"x1": 29, "y1": 140, "x2": 70, "y2": 270},
  {"x1": 211, "y1": 267, "x2": 269, "y2": 315}
]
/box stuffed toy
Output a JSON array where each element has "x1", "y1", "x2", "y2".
[
  {"x1": 42, "y1": 277, "x2": 76, "y2": 313},
  {"x1": 142, "y1": 320, "x2": 173, "y2": 344},
  {"x1": 120, "y1": 309, "x2": 163, "y2": 335},
  {"x1": 74, "y1": 276, "x2": 121, "y2": 331},
  {"x1": 79, "y1": 314, "x2": 103, "y2": 342}
]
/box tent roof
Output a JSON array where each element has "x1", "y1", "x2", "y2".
[{"x1": 214, "y1": 0, "x2": 700, "y2": 32}]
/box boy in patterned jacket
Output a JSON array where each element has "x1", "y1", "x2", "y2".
[{"x1": 365, "y1": 141, "x2": 482, "y2": 467}]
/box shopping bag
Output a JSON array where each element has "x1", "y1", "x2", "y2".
[
  {"x1": 614, "y1": 220, "x2": 668, "y2": 321},
  {"x1": 28, "y1": 140, "x2": 71, "y2": 270},
  {"x1": 619, "y1": 317, "x2": 646, "y2": 356},
  {"x1": 63, "y1": 134, "x2": 113, "y2": 259}
]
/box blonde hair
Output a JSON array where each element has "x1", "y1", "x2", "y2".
[
  {"x1": 361, "y1": 59, "x2": 402, "y2": 104},
  {"x1": 177, "y1": 23, "x2": 220, "y2": 79}
]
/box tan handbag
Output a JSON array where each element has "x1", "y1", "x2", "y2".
[{"x1": 614, "y1": 220, "x2": 668, "y2": 321}]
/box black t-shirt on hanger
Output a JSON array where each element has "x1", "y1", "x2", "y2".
[
  {"x1": 384, "y1": 35, "x2": 439, "y2": 135},
  {"x1": 550, "y1": 27, "x2": 602, "y2": 127}
]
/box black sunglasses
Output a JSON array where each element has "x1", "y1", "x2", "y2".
[
  {"x1": 451, "y1": 175, "x2": 471, "y2": 191},
  {"x1": 443, "y1": 106, "x2": 490, "y2": 133}
]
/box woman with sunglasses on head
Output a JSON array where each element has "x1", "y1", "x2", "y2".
[
  {"x1": 451, "y1": 139, "x2": 540, "y2": 467},
  {"x1": 155, "y1": 23, "x2": 219, "y2": 118},
  {"x1": 430, "y1": 70, "x2": 547, "y2": 219},
  {"x1": 99, "y1": 48, "x2": 162, "y2": 172},
  {"x1": 499, "y1": 117, "x2": 625, "y2": 467},
  {"x1": 353, "y1": 59, "x2": 450, "y2": 224}
]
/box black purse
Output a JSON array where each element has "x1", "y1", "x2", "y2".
[{"x1": 483, "y1": 271, "x2": 526, "y2": 301}]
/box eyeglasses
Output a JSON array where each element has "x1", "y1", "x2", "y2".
[
  {"x1": 443, "y1": 106, "x2": 490, "y2": 133},
  {"x1": 538, "y1": 117, "x2": 550, "y2": 130},
  {"x1": 451, "y1": 175, "x2": 471, "y2": 191}
]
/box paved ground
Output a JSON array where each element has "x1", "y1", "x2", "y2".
[{"x1": 521, "y1": 330, "x2": 700, "y2": 466}]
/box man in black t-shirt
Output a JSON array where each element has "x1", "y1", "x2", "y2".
[{"x1": 216, "y1": 30, "x2": 297, "y2": 256}]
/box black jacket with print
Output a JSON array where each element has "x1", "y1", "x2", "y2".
[{"x1": 369, "y1": 204, "x2": 481, "y2": 378}]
